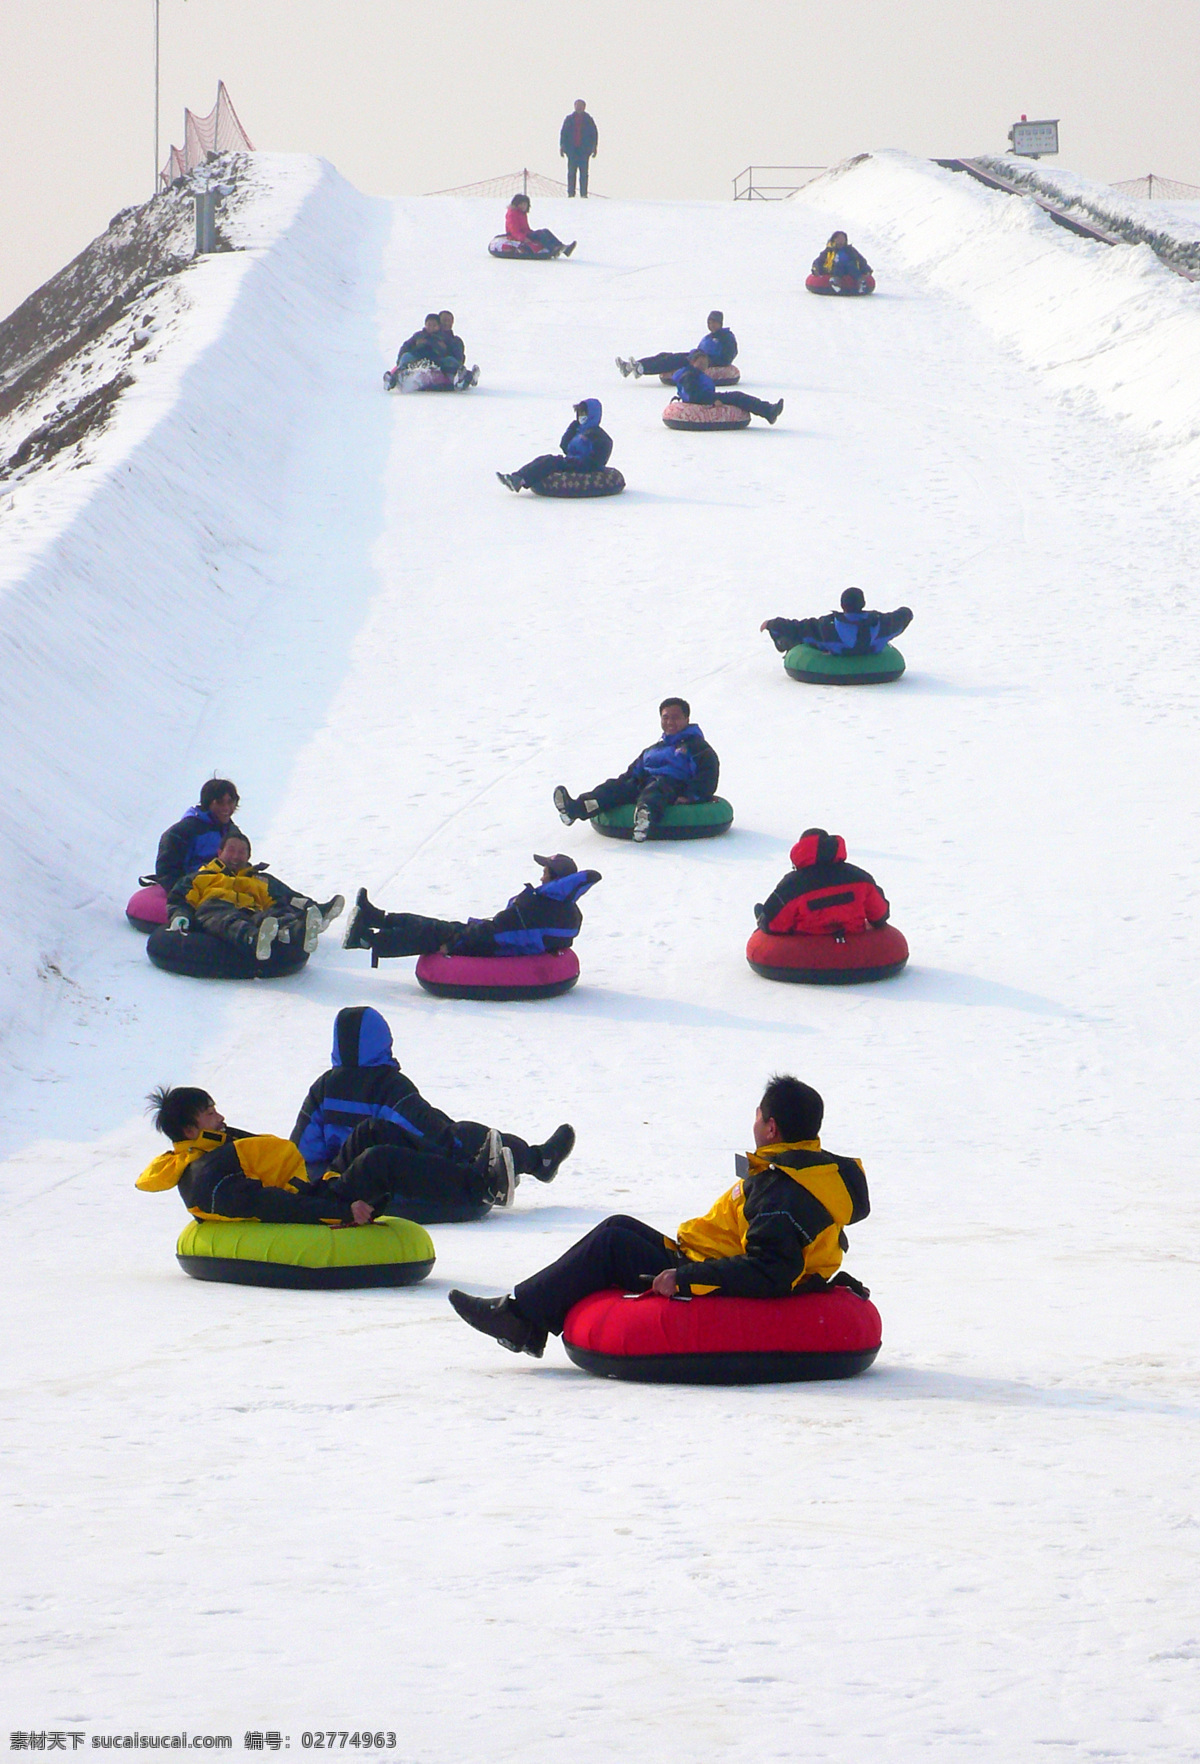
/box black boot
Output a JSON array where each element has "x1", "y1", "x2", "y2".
[
  {"x1": 553, "y1": 785, "x2": 580, "y2": 826},
  {"x1": 532, "y1": 1123, "x2": 575, "y2": 1182},
  {"x1": 448, "y1": 1290, "x2": 547, "y2": 1358},
  {"x1": 342, "y1": 887, "x2": 384, "y2": 951}
]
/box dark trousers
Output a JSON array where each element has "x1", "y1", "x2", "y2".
[
  {"x1": 584, "y1": 773, "x2": 688, "y2": 826},
  {"x1": 716, "y1": 391, "x2": 775, "y2": 419},
  {"x1": 333, "y1": 1116, "x2": 538, "y2": 1185},
  {"x1": 637, "y1": 351, "x2": 691, "y2": 375},
  {"x1": 513, "y1": 453, "x2": 587, "y2": 488},
  {"x1": 194, "y1": 899, "x2": 305, "y2": 948},
  {"x1": 367, "y1": 912, "x2": 485, "y2": 960},
  {"x1": 530, "y1": 226, "x2": 564, "y2": 253},
  {"x1": 565, "y1": 152, "x2": 590, "y2": 197},
  {"x1": 514, "y1": 1214, "x2": 681, "y2": 1334}
]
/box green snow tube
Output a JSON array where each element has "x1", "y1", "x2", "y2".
[
  {"x1": 176, "y1": 1215, "x2": 436, "y2": 1290},
  {"x1": 783, "y1": 644, "x2": 905, "y2": 685},
  {"x1": 592, "y1": 797, "x2": 734, "y2": 841}
]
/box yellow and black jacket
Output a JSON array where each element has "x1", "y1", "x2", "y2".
[
  {"x1": 674, "y1": 1138, "x2": 868, "y2": 1297},
  {"x1": 136, "y1": 1127, "x2": 382, "y2": 1224},
  {"x1": 174, "y1": 860, "x2": 275, "y2": 915}
]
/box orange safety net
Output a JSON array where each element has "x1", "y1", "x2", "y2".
[{"x1": 161, "y1": 82, "x2": 254, "y2": 188}]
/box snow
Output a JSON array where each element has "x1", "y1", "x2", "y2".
[{"x1": 2, "y1": 151, "x2": 1200, "y2": 1758}]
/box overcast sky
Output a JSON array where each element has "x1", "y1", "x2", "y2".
[{"x1": 1, "y1": 0, "x2": 1198, "y2": 320}]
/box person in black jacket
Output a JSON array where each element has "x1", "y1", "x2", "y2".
[
  {"x1": 341, "y1": 854, "x2": 601, "y2": 964},
  {"x1": 553, "y1": 697, "x2": 719, "y2": 842},
  {"x1": 151, "y1": 778, "x2": 243, "y2": 892},
  {"x1": 385, "y1": 314, "x2": 475, "y2": 389},
  {"x1": 498, "y1": 398, "x2": 613, "y2": 492},
  {"x1": 559, "y1": 100, "x2": 598, "y2": 196},
  {"x1": 291, "y1": 1005, "x2": 576, "y2": 1186},
  {"x1": 761, "y1": 587, "x2": 912, "y2": 657},
  {"x1": 616, "y1": 311, "x2": 738, "y2": 379},
  {"x1": 447, "y1": 1075, "x2": 870, "y2": 1359}
]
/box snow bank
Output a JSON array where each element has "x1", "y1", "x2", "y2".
[{"x1": 803, "y1": 150, "x2": 1200, "y2": 483}]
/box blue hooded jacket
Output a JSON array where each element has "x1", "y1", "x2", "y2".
[
  {"x1": 452, "y1": 869, "x2": 602, "y2": 957},
  {"x1": 695, "y1": 326, "x2": 737, "y2": 367},
  {"x1": 290, "y1": 1005, "x2": 457, "y2": 1165},
  {"x1": 635, "y1": 724, "x2": 707, "y2": 783},
  {"x1": 561, "y1": 399, "x2": 614, "y2": 469},
  {"x1": 672, "y1": 365, "x2": 716, "y2": 405},
  {"x1": 153, "y1": 803, "x2": 246, "y2": 890}
]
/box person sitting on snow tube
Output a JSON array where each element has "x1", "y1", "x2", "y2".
[
  {"x1": 754, "y1": 829, "x2": 890, "y2": 937},
  {"x1": 671, "y1": 353, "x2": 782, "y2": 424},
  {"x1": 447, "y1": 1074, "x2": 870, "y2": 1359},
  {"x1": 616, "y1": 309, "x2": 738, "y2": 379},
  {"x1": 384, "y1": 313, "x2": 476, "y2": 390},
  {"x1": 761, "y1": 587, "x2": 912, "y2": 658},
  {"x1": 138, "y1": 1085, "x2": 518, "y2": 1224},
  {"x1": 291, "y1": 1004, "x2": 576, "y2": 1189},
  {"x1": 150, "y1": 778, "x2": 244, "y2": 893},
  {"x1": 497, "y1": 398, "x2": 613, "y2": 492},
  {"x1": 553, "y1": 696, "x2": 719, "y2": 842},
  {"x1": 342, "y1": 853, "x2": 600, "y2": 967},
  {"x1": 812, "y1": 231, "x2": 873, "y2": 288},
  {"x1": 504, "y1": 193, "x2": 575, "y2": 259},
  {"x1": 167, "y1": 833, "x2": 344, "y2": 964},
  {"x1": 434, "y1": 310, "x2": 478, "y2": 386}
]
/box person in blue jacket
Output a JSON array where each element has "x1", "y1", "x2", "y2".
[
  {"x1": 291, "y1": 1004, "x2": 576, "y2": 1187},
  {"x1": 761, "y1": 587, "x2": 913, "y2": 656},
  {"x1": 342, "y1": 854, "x2": 601, "y2": 961},
  {"x1": 151, "y1": 779, "x2": 244, "y2": 891},
  {"x1": 553, "y1": 698, "x2": 720, "y2": 842},
  {"x1": 671, "y1": 352, "x2": 782, "y2": 423},
  {"x1": 616, "y1": 310, "x2": 738, "y2": 379},
  {"x1": 497, "y1": 399, "x2": 613, "y2": 492}
]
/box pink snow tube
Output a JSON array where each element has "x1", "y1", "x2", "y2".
[
  {"x1": 126, "y1": 882, "x2": 168, "y2": 931},
  {"x1": 659, "y1": 364, "x2": 740, "y2": 385},
  {"x1": 414, "y1": 948, "x2": 580, "y2": 1000},
  {"x1": 662, "y1": 399, "x2": 750, "y2": 431}
]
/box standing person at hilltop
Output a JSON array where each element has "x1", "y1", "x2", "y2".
[
  {"x1": 504, "y1": 193, "x2": 575, "y2": 259},
  {"x1": 559, "y1": 99, "x2": 598, "y2": 198}
]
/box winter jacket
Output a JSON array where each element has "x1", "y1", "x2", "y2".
[
  {"x1": 672, "y1": 364, "x2": 717, "y2": 405},
  {"x1": 136, "y1": 1127, "x2": 390, "y2": 1224},
  {"x1": 452, "y1": 869, "x2": 602, "y2": 957},
  {"x1": 397, "y1": 327, "x2": 451, "y2": 364},
  {"x1": 813, "y1": 240, "x2": 872, "y2": 277},
  {"x1": 291, "y1": 1006, "x2": 457, "y2": 1165},
  {"x1": 154, "y1": 806, "x2": 246, "y2": 891},
  {"x1": 174, "y1": 858, "x2": 275, "y2": 915},
  {"x1": 625, "y1": 724, "x2": 719, "y2": 799},
  {"x1": 560, "y1": 399, "x2": 613, "y2": 469},
  {"x1": 674, "y1": 1138, "x2": 869, "y2": 1296},
  {"x1": 695, "y1": 326, "x2": 737, "y2": 367},
  {"x1": 438, "y1": 329, "x2": 466, "y2": 367},
  {"x1": 756, "y1": 831, "x2": 890, "y2": 936},
  {"x1": 560, "y1": 111, "x2": 599, "y2": 156},
  {"x1": 504, "y1": 205, "x2": 552, "y2": 254},
  {"x1": 764, "y1": 606, "x2": 912, "y2": 657}
]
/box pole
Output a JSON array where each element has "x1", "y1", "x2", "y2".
[
  {"x1": 1147, "y1": 173, "x2": 1154, "y2": 200},
  {"x1": 153, "y1": 0, "x2": 160, "y2": 194}
]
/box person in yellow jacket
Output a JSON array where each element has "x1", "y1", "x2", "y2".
[
  {"x1": 167, "y1": 832, "x2": 343, "y2": 962},
  {"x1": 449, "y1": 1074, "x2": 870, "y2": 1358}
]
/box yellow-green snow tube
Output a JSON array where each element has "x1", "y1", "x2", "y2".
[{"x1": 176, "y1": 1216, "x2": 435, "y2": 1289}]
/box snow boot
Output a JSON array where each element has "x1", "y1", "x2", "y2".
[
  {"x1": 532, "y1": 1123, "x2": 575, "y2": 1183},
  {"x1": 302, "y1": 904, "x2": 322, "y2": 954},
  {"x1": 254, "y1": 916, "x2": 279, "y2": 962},
  {"x1": 616, "y1": 356, "x2": 634, "y2": 377},
  {"x1": 766, "y1": 399, "x2": 784, "y2": 425},
  {"x1": 448, "y1": 1290, "x2": 547, "y2": 1358},
  {"x1": 497, "y1": 472, "x2": 521, "y2": 492},
  {"x1": 562, "y1": 241, "x2": 576, "y2": 257},
  {"x1": 168, "y1": 913, "x2": 189, "y2": 935},
  {"x1": 632, "y1": 803, "x2": 652, "y2": 842},
  {"x1": 474, "y1": 1128, "x2": 516, "y2": 1208},
  {"x1": 318, "y1": 894, "x2": 345, "y2": 932},
  {"x1": 553, "y1": 785, "x2": 580, "y2": 825},
  {"x1": 342, "y1": 888, "x2": 383, "y2": 950}
]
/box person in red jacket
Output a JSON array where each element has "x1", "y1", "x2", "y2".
[
  {"x1": 754, "y1": 829, "x2": 890, "y2": 936},
  {"x1": 504, "y1": 193, "x2": 575, "y2": 259}
]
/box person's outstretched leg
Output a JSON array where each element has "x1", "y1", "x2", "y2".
[
  {"x1": 517, "y1": 1215, "x2": 679, "y2": 1333},
  {"x1": 195, "y1": 900, "x2": 278, "y2": 960},
  {"x1": 717, "y1": 391, "x2": 783, "y2": 423},
  {"x1": 339, "y1": 1142, "x2": 501, "y2": 1214},
  {"x1": 454, "y1": 1119, "x2": 575, "y2": 1182},
  {"x1": 500, "y1": 452, "x2": 570, "y2": 492},
  {"x1": 344, "y1": 909, "x2": 467, "y2": 962},
  {"x1": 632, "y1": 777, "x2": 682, "y2": 841},
  {"x1": 635, "y1": 351, "x2": 691, "y2": 376},
  {"x1": 554, "y1": 773, "x2": 642, "y2": 824},
  {"x1": 530, "y1": 227, "x2": 564, "y2": 253}
]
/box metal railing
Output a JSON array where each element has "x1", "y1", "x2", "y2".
[{"x1": 733, "y1": 166, "x2": 825, "y2": 200}]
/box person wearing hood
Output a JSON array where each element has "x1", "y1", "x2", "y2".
[
  {"x1": 151, "y1": 778, "x2": 244, "y2": 892},
  {"x1": 616, "y1": 310, "x2": 738, "y2": 379},
  {"x1": 812, "y1": 231, "x2": 872, "y2": 287},
  {"x1": 503, "y1": 192, "x2": 575, "y2": 259},
  {"x1": 761, "y1": 588, "x2": 912, "y2": 658},
  {"x1": 342, "y1": 853, "x2": 601, "y2": 962},
  {"x1": 672, "y1": 351, "x2": 783, "y2": 423},
  {"x1": 754, "y1": 830, "x2": 890, "y2": 937},
  {"x1": 447, "y1": 1075, "x2": 871, "y2": 1360},
  {"x1": 497, "y1": 399, "x2": 612, "y2": 492},
  {"x1": 553, "y1": 697, "x2": 720, "y2": 843},
  {"x1": 291, "y1": 1005, "x2": 576, "y2": 1187},
  {"x1": 136, "y1": 1084, "x2": 524, "y2": 1225}
]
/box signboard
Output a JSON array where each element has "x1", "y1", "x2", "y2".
[{"x1": 1009, "y1": 119, "x2": 1059, "y2": 158}]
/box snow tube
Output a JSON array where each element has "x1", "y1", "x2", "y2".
[
  {"x1": 746, "y1": 924, "x2": 909, "y2": 985},
  {"x1": 391, "y1": 364, "x2": 454, "y2": 391},
  {"x1": 146, "y1": 926, "x2": 310, "y2": 981},
  {"x1": 784, "y1": 643, "x2": 905, "y2": 685},
  {"x1": 659, "y1": 364, "x2": 740, "y2": 385},
  {"x1": 126, "y1": 882, "x2": 168, "y2": 932},
  {"x1": 592, "y1": 797, "x2": 734, "y2": 842},
  {"x1": 414, "y1": 948, "x2": 580, "y2": 1000},
  {"x1": 662, "y1": 399, "x2": 750, "y2": 431},
  {"x1": 488, "y1": 235, "x2": 550, "y2": 259},
  {"x1": 563, "y1": 1284, "x2": 882, "y2": 1383},
  {"x1": 176, "y1": 1216, "x2": 435, "y2": 1290},
  {"x1": 529, "y1": 468, "x2": 626, "y2": 498},
  {"x1": 805, "y1": 272, "x2": 876, "y2": 296}
]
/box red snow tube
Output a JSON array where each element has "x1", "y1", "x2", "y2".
[
  {"x1": 662, "y1": 399, "x2": 750, "y2": 430},
  {"x1": 488, "y1": 235, "x2": 551, "y2": 259},
  {"x1": 414, "y1": 948, "x2": 580, "y2": 1000},
  {"x1": 659, "y1": 364, "x2": 740, "y2": 385},
  {"x1": 126, "y1": 882, "x2": 168, "y2": 932},
  {"x1": 563, "y1": 1285, "x2": 882, "y2": 1383},
  {"x1": 806, "y1": 272, "x2": 876, "y2": 296},
  {"x1": 746, "y1": 924, "x2": 908, "y2": 985},
  {"x1": 529, "y1": 469, "x2": 625, "y2": 498}
]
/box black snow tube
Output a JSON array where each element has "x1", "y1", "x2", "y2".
[
  {"x1": 146, "y1": 927, "x2": 310, "y2": 980},
  {"x1": 529, "y1": 469, "x2": 626, "y2": 498}
]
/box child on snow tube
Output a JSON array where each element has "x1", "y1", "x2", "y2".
[
  {"x1": 497, "y1": 398, "x2": 613, "y2": 492},
  {"x1": 502, "y1": 194, "x2": 575, "y2": 259}
]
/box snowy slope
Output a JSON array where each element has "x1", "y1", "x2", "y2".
[{"x1": 2, "y1": 153, "x2": 1199, "y2": 1758}]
